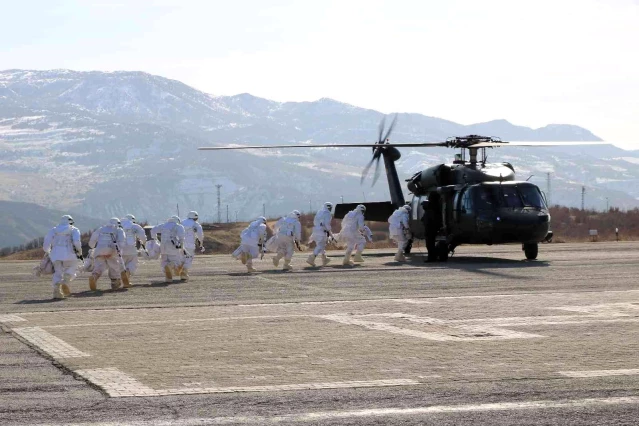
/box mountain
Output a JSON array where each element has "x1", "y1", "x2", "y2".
[
  {"x1": 0, "y1": 200, "x2": 101, "y2": 249},
  {"x1": 1, "y1": 69, "x2": 638, "y2": 226}
]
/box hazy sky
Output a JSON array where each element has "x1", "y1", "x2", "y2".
[{"x1": 2, "y1": 0, "x2": 638, "y2": 148}]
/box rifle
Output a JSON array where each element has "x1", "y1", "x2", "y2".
[
  {"x1": 295, "y1": 239, "x2": 302, "y2": 251},
  {"x1": 72, "y1": 246, "x2": 84, "y2": 262},
  {"x1": 139, "y1": 241, "x2": 149, "y2": 257},
  {"x1": 196, "y1": 238, "x2": 205, "y2": 253}
]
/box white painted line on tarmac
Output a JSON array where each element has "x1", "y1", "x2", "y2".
[
  {"x1": 74, "y1": 368, "x2": 420, "y2": 397},
  {"x1": 559, "y1": 369, "x2": 639, "y2": 378},
  {"x1": 255, "y1": 275, "x2": 358, "y2": 296},
  {"x1": 75, "y1": 368, "x2": 158, "y2": 397},
  {"x1": 32, "y1": 396, "x2": 639, "y2": 425},
  {"x1": 12, "y1": 327, "x2": 90, "y2": 359},
  {"x1": 0, "y1": 314, "x2": 26, "y2": 324},
  {"x1": 40, "y1": 314, "x2": 311, "y2": 329},
  {"x1": 430, "y1": 289, "x2": 639, "y2": 301},
  {"x1": 551, "y1": 303, "x2": 639, "y2": 316}
]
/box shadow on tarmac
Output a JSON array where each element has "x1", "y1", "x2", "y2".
[
  {"x1": 145, "y1": 280, "x2": 185, "y2": 287},
  {"x1": 15, "y1": 288, "x2": 114, "y2": 304}
]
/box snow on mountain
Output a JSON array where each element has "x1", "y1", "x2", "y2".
[{"x1": 1, "y1": 69, "x2": 638, "y2": 225}]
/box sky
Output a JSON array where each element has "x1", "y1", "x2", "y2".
[{"x1": 1, "y1": 0, "x2": 638, "y2": 148}]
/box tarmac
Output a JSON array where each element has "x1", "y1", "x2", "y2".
[{"x1": 1, "y1": 241, "x2": 638, "y2": 425}]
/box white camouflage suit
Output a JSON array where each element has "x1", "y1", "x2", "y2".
[
  {"x1": 181, "y1": 216, "x2": 204, "y2": 271},
  {"x1": 270, "y1": 211, "x2": 301, "y2": 270},
  {"x1": 43, "y1": 216, "x2": 82, "y2": 299},
  {"x1": 151, "y1": 216, "x2": 185, "y2": 282},
  {"x1": 88, "y1": 220, "x2": 126, "y2": 289},
  {"x1": 232, "y1": 217, "x2": 267, "y2": 272},
  {"x1": 338, "y1": 205, "x2": 366, "y2": 265},
  {"x1": 388, "y1": 206, "x2": 411, "y2": 261},
  {"x1": 120, "y1": 218, "x2": 147, "y2": 277},
  {"x1": 306, "y1": 203, "x2": 333, "y2": 267}
]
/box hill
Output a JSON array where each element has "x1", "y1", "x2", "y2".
[
  {"x1": 1, "y1": 69, "x2": 639, "y2": 225},
  {"x1": 0, "y1": 200, "x2": 101, "y2": 249}
]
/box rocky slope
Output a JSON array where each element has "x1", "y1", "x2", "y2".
[{"x1": 1, "y1": 69, "x2": 638, "y2": 227}]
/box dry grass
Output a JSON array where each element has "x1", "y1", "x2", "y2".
[{"x1": 5, "y1": 208, "x2": 637, "y2": 260}]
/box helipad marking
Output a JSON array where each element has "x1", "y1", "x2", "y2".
[
  {"x1": 12, "y1": 327, "x2": 90, "y2": 359},
  {"x1": 75, "y1": 368, "x2": 157, "y2": 397},
  {"x1": 0, "y1": 314, "x2": 26, "y2": 324},
  {"x1": 321, "y1": 313, "x2": 541, "y2": 341},
  {"x1": 74, "y1": 368, "x2": 420, "y2": 397},
  {"x1": 559, "y1": 369, "x2": 639, "y2": 378},
  {"x1": 32, "y1": 396, "x2": 639, "y2": 425}
]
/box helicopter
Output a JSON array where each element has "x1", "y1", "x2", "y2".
[{"x1": 198, "y1": 115, "x2": 607, "y2": 261}]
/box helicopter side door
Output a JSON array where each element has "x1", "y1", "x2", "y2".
[
  {"x1": 408, "y1": 195, "x2": 426, "y2": 239},
  {"x1": 456, "y1": 187, "x2": 477, "y2": 242}
]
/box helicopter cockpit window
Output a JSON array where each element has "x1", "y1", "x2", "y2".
[
  {"x1": 500, "y1": 186, "x2": 524, "y2": 208},
  {"x1": 518, "y1": 185, "x2": 546, "y2": 208},
  {"x1": 474, "y1": 187, "x2": 496, "y2": 210}
]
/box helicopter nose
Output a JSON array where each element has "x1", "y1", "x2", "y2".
[{"x1": 491, "y1": 210, "x2": 550, "y2": 242}]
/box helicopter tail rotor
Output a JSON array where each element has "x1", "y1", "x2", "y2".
[{"x1": 361, "y1": 114, "x2": 398, "y2": 186}]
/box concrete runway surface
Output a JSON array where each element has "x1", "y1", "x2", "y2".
[{"x1": 1, "y1": 242, "x2": 638, "y2": 425}]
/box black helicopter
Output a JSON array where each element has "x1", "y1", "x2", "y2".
[{"x1": 199, "y1": 115, "x2": 605, "y2": 261}]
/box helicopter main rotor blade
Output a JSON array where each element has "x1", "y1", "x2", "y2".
[
  {"x1": 198, "y1": 142, "x2": 450, "y2": 150},
  {"x1": 470, "y1": 141, "x2": 610, "y2": 148},
  {"x1": 198, "y1": 141, "x2": 615, "y2": 151},
  {"x1": 382, "y1": 113, "x2": 398, "y2": 142}
]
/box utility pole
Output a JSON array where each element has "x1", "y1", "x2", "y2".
[
  {"x1": 263, "y1": 203, "x2": 266, "y2": 218},
  {"x1": 226, "y1": 205, "x2": 229, "y2": 223},
  {"x1": 546, "y1": 172, "x2": 551, "y2": 207},
  {"x1": 581, "y1": 186, "x2": 585, "y2": 211},
  {"x1": 309, "y1": 200, "x2": 312, "y2": 213},
  {"x1": 606, "y1": 197, "x2": 609, "y2": 212},
  {"x1": 215, "y1": 184, "x2": 222, "y2": 223}
]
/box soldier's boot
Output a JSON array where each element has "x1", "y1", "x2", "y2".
[
  {"x1": 164, "y1": 265, "x2": 173, "y2": 283},
  {"x1": 60, "y1": 283, "x2": 71, "y2": 297},
  {"x1": 306, "y1": 254, "x2": 317, "y2": 267},
  {"x1": 282, "y1": 259, "x2": 293, "y2": 271},
  {"x1": 111, "y1": 278, "x2": 122, "y2": 290},
  {"x1": 353, "y1": 253, "x2": 365, "y2": 263},
  {"x1": 321, "y1": 254, "x2": 331, "y2": 266},
  {"x1": 240, "y1": 252, "x2": 248, "y2": 265},
  {"x1": 180, "y1": 268, "x2": 189, "y2": 281},
  {"x1": 272, "y1": 255, "x2": 281, "y2": 268},
  {"x1": 394, "y1": 250, "x2": 406, "y2": 262},
  {"x1": 343, "y1": 250, "x2": 354, "y2": 266},
  {"x1": 121, "y1": 270, "x2": 132, "y2": 288},
  {"x1": 53, "y1": 283, "x2": 65, "y2": 300},
  {"x1": 246, "y1": 259, "x2": 257, "y2": 273},
  {"x1": 89, "y1": 275, "x2": 98, "y2": 291}
]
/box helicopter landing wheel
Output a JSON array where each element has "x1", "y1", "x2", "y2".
[
  {"x1": 523, "y1": 243, "x2": 538, "y2": 260},
  {"x1": 436, "y1": 241, "x2": 449, "y2": 262}
]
